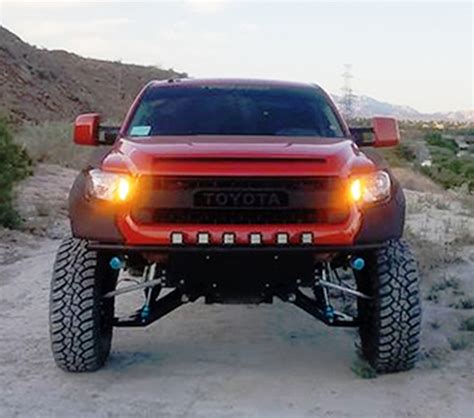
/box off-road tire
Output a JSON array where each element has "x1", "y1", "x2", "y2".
[
  {"x1": 356, "y1": 239, "x2": 421, "y2": 373},
  {"x1": 49, "y1": 237, "x2": 118, "y2": 372}
]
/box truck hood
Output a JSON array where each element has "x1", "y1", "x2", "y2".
[{"x1": 102, "y1": 135, "x2": 375, "y2": 177}]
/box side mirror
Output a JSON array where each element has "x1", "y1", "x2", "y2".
[
  {"x1": 372, "y1": 117, "x2": 400, "y2": 147},
  {"x1": 74, "y1": 113, "x2": 100, "y2": 146},
  {"x1": 73, "y1": 113, "x2": 119, "y2": 146},
  {"x1": 350, "y1": 117, "x2": 400, "y2": 148}
]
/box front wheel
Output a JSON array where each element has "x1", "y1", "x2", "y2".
[
  {"x1": 49, "y1": 237, "x2": 118, "y2": 372},
  {"x1": 356, "y1": 239, "x2": 422, "y2": 373}
]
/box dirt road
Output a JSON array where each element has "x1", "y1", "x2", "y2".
[
  {"x1": 0, "y1": 165, "x2": 473, "y2": 417},
  {"x1": 0, "y1": 237, "x2": 472, "y2": 418}
]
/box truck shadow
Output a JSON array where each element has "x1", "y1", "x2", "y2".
[{"x1": 107, "y1": 301, "x2": 356, "y2": 378}]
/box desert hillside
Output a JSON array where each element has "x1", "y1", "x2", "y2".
[{"x1": 0, "y1": 26, "x2": 186, "y2": 124}]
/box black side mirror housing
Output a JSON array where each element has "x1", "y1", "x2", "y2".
[{"x1": 100, "y1": 126, "x2": 120, "y2": 145}]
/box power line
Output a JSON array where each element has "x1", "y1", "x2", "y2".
[{"x1": 341, "y1": 64, "x2": 355, "y2": 120}]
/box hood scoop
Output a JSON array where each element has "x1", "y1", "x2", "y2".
[
  {"x1": 113, "y1": 136, "x2": 359, "y2": 176},
  {"x1": 142, "y1": 139, "x2": 340, "y2": 162}
]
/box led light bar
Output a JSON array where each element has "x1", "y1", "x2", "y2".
[
  {"x1": 170, "y1": 231, "x2": 314, "y2": 246},
  {"x1": 223, "y1": 233, "x2": 235, "y2": 245},
  {"x1": 301, "y1": 232, "x2": 313, "y2": 244},
  {"x1": 197, "y1": 232, "x2": 210, "y2": 245},
  {"x1": 276, "y1": 233, "x2": 289, "y2": 245},
  {"x1": 171, "y1": 232, "x2": 184, "y2": 245},
  {"x1": 249, "y1": 233, "x2": 262, "y2": 245}
]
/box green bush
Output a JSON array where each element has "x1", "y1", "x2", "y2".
[
  {"x1": 425, "y1": 132, "x2": 458, "y2": 153},
  {"x1": 0, "y1": 119, "x2": 32, "y2": 227},
  {"x1": 422, "y1": 131, "x2": 474, "y2": 192},
  {"x1": 380, "y1": 142, "x2": 416, "y2": 167}
]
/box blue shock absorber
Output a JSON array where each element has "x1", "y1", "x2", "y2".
[
  {"x1": 350, "y1": 257, "x2": 365, "y2": 271},
  {"x1": 109, "y1": 256, "x2": 124, "y2": 270},
  {"x1": 140, "y1": 305, "x2": 151, "y2": 321},
  {"x1": 324, "y1": 305, "x2": 335, "y2": 321}
]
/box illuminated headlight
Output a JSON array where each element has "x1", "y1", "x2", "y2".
[
  {"x1": 86, "y1": 169, "x2": 132, "y2": 202},
  {"x1": 350, "y1": 171, "x2": 391, "y2": 204}
]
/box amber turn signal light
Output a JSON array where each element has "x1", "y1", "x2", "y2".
[
  {"x1": 349, "y1": 171, "x2": 391, "y2": 204},
  {"x1": 86, "y1": 169, "x2": 133, "y2": 202}
]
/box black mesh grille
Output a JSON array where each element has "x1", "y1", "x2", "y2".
[{"x1": 132, "y1": 176, "x2": 348, "y2": 225}]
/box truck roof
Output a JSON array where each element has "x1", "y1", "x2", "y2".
[{"x1": 150, "y1": 78, "x2": 322, "y2": 90}]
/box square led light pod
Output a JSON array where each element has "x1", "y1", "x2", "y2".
[
  {"x1": 249, "y1": 233, "x2": 262, "y2": 245},
  {"x1": 301, "y1": 232, "x2": 313, "y2": 244},
  {"x1": 223, "y1": 233, "x2": 235, "y2": 245},
  {"x1": 171, "y1": 232, "x2": 184, "y2": 245},
  {"x1": 276, "y1": 233, "x2": 289, "y2": 245},
  {"x1": 197, "y1": 232, "x2": 210, "y2": 245}
]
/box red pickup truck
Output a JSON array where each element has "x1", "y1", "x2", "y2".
[{"x1": 49, "y1": 78, "x2": 421, "y2": 374}]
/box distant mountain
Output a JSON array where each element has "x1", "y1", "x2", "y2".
[
  {"x1": 332, "y1": 94, "x2": 473, "y2": 123},
  {"x1": 426, "y1": 110, "x2": 474, "y2": 123}
]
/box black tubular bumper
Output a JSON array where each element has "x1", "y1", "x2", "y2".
[{"x1": 87, "y1": 242, "x2": 386, "y2": 253}]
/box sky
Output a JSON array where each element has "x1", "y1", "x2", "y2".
[{"x1": 0, "y1": 0, "x2": 472, "y2": 113}]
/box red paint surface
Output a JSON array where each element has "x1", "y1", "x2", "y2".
[{"x1": 82, "y1": 79, "x2": 395, "y2": 246}]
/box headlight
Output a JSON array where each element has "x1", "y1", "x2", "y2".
[
  {"x1": 86, "y1": 169, "x2": 132, "y2": 202},
  {"x1": 350, "y1": 171, "x2": 391, "y2": 204}
]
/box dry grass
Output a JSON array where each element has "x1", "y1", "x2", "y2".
[
  {"x1": 452, "y1": 297, "x2": 474, "y2": 310},
  {"x1": 458, "y1": 195, "x2": 474, "y2": 217},
  {"x1": 460, "y1": 317, "x2": 474, "y2": 332},
  {"x1": 404, "y1": 227, "x2": 462, "y2": 275},
  {"x1": 421, "y1": 347, "x2": 449, "y2": 369},
  {"x1": 404, "y1": 186, "x2": 474, "y2": 278},
  {"x1": 448, "y1": 335, "x2": 472, "y2": 351},
  {"x1": 350, "y1": 357, "x2": 377, "y2": 379},
  {"x1": 392, "y1": 167, "x2": 443, "y2": 193},
  {"x1": 13, "y1": 122, "x2": 93, "y2": 169}
]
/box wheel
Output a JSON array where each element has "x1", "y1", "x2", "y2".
[
  {"x1": 355, "y1": 239, "x2": 422, "y2": 373},
  {"x1": 49, "y1": 237, "x2": 118, "y2": 372}
]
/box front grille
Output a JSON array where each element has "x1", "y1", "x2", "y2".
[
  {"x1": 131, "y1": 176, "x2": 349, "y2": 225},
  {"x1": 146, "y1": 177, "x2": 341, "y2": 192}
]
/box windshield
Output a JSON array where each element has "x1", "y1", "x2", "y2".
[{"x1": 127, "y1": 84, "x2": 345, "y2": 138}]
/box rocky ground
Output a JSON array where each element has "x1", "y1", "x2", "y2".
[{"x1": 0, "y1": 164, "x2": 473, "y2": 417}]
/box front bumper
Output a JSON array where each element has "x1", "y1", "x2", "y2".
[
  {"x1": 88, "y1": 242, "x2": 385, "y2": 253},
  {"x1": 116, "y1": 204, "x2": 361, "y2": 247},
  {"x1": 70, "y1": 172, "x2": 405, "y2": 248}
]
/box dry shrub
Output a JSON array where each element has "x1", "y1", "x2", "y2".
[
  {"x1": 13, "y1": 121, "x2": 93, "y2": 169},
  {"x1": 404, "y1": 227, "x2": 462, "y2": 275}
]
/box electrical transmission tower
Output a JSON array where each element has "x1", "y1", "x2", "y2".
[{"x1": 341, "y1": 64, "x2": 355, "y2": 120}]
